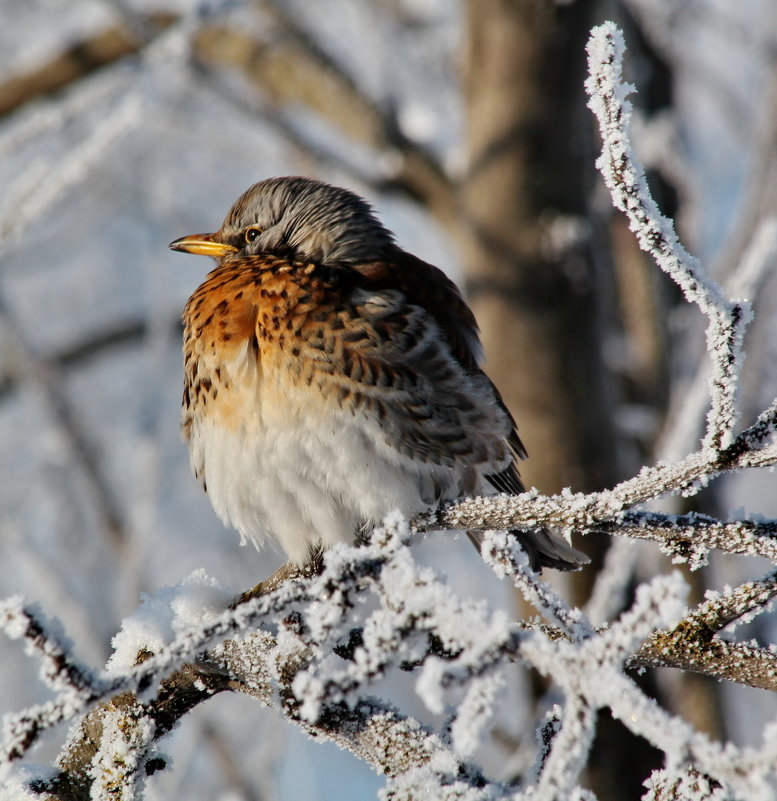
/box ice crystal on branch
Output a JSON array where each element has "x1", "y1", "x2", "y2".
[{"x1": 584, "y1": 22, "x2": 754, "y2": 455}]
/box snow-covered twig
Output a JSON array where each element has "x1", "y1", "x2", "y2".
[
  {"x1": 591, "y1": 510, "x2": 777, "y2": 567},
  {"x1": 424, "y1": 396, "x2": 777, "y2": 562},
  {"x1": 0, "y1": 599, "x2": 100, "y2": 762},
  {"x1": 6, "y1": 531, "x2": 522, "y2": 799},
  {"x1": 0, "y1": 95, "x2": 140, "y2": 254},
  {"x1": 696, "y1": 569, "x2": 777, "y2": 632},
  {"x1": 585, "y1": 21, "x2": 753, "y2": 455},
  {"x1": 631, "y1": 571, "x2": 777, "y2": 690},
  {"x1": 522, "y1": 573, "x2": 774, "y2": 799},
  {"x1": 0, "y1": 598, "x2": 96, "y2": 696},
  {"x1": 426, "y1": 488, "x2": 777, "y2": 567},
  {"x1": 527, "y1": 693, "x2": 596, "y2": 801},
  {"x1": 0, "y1": 574, "x2": 310, "y2": 765},
  {"x1": 0, "y1": 68, "x2": 131, "y2": 165},
  {"x1": 0, "y1": 0, "x2": 266, "y2": 256},
  {"x1": 480, "y1": 531, "x2": 593, "y2": 641},
  {"x1": 6, "y1": 517, "x2": 777, "y2": 799}
]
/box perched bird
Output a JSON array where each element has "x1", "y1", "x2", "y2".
[{"x1": 170, "y1": 176, "x2": 587, "y2": 572}]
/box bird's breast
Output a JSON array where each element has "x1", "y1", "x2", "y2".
[{"x1": 182, "y1": 258, "x2": 358, "y2": 435}]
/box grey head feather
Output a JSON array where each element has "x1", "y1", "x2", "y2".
[{"x1": 219, "y1": 176, "x2": 395, "y2": 265}]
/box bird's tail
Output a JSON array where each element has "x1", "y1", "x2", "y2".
[{"x1": 468, "y1": 528, "x2": 589, "y2": 572}]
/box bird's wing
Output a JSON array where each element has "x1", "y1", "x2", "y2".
[
  {"x1": 292, "y1": 268, "x2": 513, "y2": 474},
  {"x1": 353, "y1": 252, "x2": 483, "y2": 371},
  {"x1": 274, "y1": 254, "x2": 587, "y2": 571},
  {"x1": 353, "y1": 252, "x2": 527, "y2": 482}
]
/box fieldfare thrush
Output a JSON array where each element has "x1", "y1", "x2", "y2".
[{"x1": 169, "y1": 176, "x2": 587, "y2": 572}]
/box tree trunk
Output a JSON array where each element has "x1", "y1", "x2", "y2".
[
  {"x1": 461, "y1": 0, "x2": 619, "y2": 500},
  {"x1": 461, "y1": 3, "x2": 659, "y2": 798}
]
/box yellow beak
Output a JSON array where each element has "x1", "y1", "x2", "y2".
[{"x1": 168, "y1": 233, "x2": 238, "y2": 258}]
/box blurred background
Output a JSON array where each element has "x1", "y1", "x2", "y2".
[{"x1": 1, "y1": 1, "x2": 776, "y2": 798}]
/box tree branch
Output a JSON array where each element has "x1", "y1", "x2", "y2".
[
  {"x1": 419, "y1": 399, "x2": 776, "y2": 565},
  {"x1": 630, "y1": 571, "x2": 777, "y2": 690},
  {"x1": 584, "y1": 22, "x2": 753, "y2": 454}
]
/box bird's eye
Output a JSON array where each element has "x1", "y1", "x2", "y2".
[{"x1": 244, "y1": 226, "x2": 262, "y2": 243}]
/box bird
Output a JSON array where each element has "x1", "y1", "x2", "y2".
[{"x1": 169, "y1": 176, "x2": 587, "y2": 573}]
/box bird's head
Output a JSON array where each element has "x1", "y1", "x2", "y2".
[{"x1": 169, "y1": 176, "x2": 395, "y2": 266}]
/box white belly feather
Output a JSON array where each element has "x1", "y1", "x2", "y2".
[{"x1": 186, "y1": 344, "x2": 463, "y2": 565}]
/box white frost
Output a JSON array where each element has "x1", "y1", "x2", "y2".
[{"x1": 106, "y1": 570, "x2": 232, "y2": 676}]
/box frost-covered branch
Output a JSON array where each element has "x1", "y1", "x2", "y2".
[
  {"x1": 590, "y1": 510, "x2": 777, "y2": 566},
  {"x1": 520, "y1": 573, "x2": 776, "y2": 799},
  {"x1": 631, "y1": 571, "x2": 777, "y2": 690},
  {"x1": 3, "y1": 525, "x2": 521, "y2": 800},
  {"x1": 424, "y1": 490, "x2": 777, "y2": 568},
  {"x1": 422, "y1": 397, "x2": 777, "y2": 565},
  {"x1": 0, "y1": 95, "x2": 140, "y2": 254},
  {"x1": 7, "y1": 516, "x2": 777, "y2": 800},
  {"x1": 0, "y1": 599, "x2": 96, "y2": 697},
  {"x1": 584, "y1": 21, "x2": 754, "y2": 455},
  {"x1": 0, "y1": 599, "x2": 101, "y2": 763},
  {"x1": 658, "y1": 218, "x2": 777, "y2": 463},
  {"x1": 481, "y1": 531, "x2": 593, "y2": 641},
  {"x1": 0, "y1": 1, "x2": 268, "y2": 254}
]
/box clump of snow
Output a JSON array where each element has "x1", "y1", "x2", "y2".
[
  {"x1": 0, "y1": 597, "x2": 29, "y2": 641},
  {"x1": 106, "y1": 570, "x2": 232, "y2": 676}
]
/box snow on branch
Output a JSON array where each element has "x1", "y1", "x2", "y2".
[
  {"x1": 0, "y1": 0, "x2": 264, "y2": 255},
  {"x1": 521, "y1": 572, "x2": 775, "y2": 799},
  {"x1": 522, "y1": 694, "x2": 595, "y2": 801},
  {"x1": 5, "y1": 513, "x2": 777, "y2": 799},
  {"x1": 481, "y1": 531, "x2": 593, "y2": 641},
  {"x1": 1, "y1": 523, "x2": 525, "y2": 799},
  {"x1": 0, "y1": 598, "x2": 102, "y2": 763},
  {"x1": 425, "y1": 392, "x2": 777, "y2": 566},
  {"x1": 584, "y1": 21, "x2": 753, "y2": 454},
  {"x1": 632, "y1": 569, "x2": 777, "y2": 690},
  {"x1": 0, "y1": 95, "x2": 140, "y2": 254},
  {"x1": 658, "y1": 218, "x2": 777, "y2": 463},
  {"x1": 0, "y1": 598, "x2": 96, "y2": 697}
]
